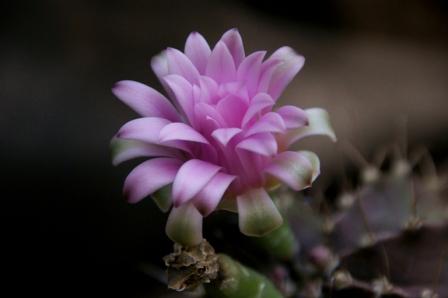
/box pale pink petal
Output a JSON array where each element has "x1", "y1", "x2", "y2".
[
  {"x1": 237, "y1": 51, "x2": 266, "y2": 95},
  {"x1": 216, "y1": 94, "x2": 247, "y2": 127},
  {"x1": 258, "y1": 58, "x2": 282, "y2": 93},
  {"x1": 206, "y1": 41, "x2": 237, "y2": 83},
  {"x1": 116, "y1": 117, "x2": 170, "y2": 144},
  {"x1": 112, "y1": 80, "x2": 180, "y2": 121},
  {"x1": 237, "y1": 188, "x2": 283, "y2": 236},
  {"x1": 172, "y1": 159, "x2": 221, "y2": 206},
  {"x1": 150, "y1": 51, "x2": 169, "y2": 80},
  {"x1": 276, "y1": 105, "x2": 308, "y2": 128},
  {"x1": 166, "y1": 48, "x2": 200, "y2": 84},
  {"x1": 198, "y1": 76, "x2": 219, "y2": 103},
  {"x1": 163, "y1": 74, "x2": 194, "y2": 121},
  {"x1": 264, "y1": 150, "x2": 320, "y2": 191},
  {"x1": 159, "y1": 122, "x2": 209, "y2": 144},
  {"x1": 194, "y1": 102, "x2": 225, "y2": 127},
  {"x1": 211, "y1": 128, "x2": 242, "y2": 146},
  {"x1": 218, "y1": 81, "x2": 248, "y2": 102},
  {"x1": 220, "y1": 28, "x2": 245, "y2": 67},
  {"x1": 184, "y1": 32, "x2": 211, "y2": 74},
  {"x1": 267, "y1": 47, "x2": 305, "y2": 100},
  {"x1": 241, "y1": 93, "x2": 275, "y2": 127},
  {"x1": 236, "y1": 133, "x2": 277, "y2": 156},
  {"x1": 123, "y1": 158, "x2": 182, "y2": 203},
  {"x1": 245, "y1": 112, "x2": 286, "y2": 137},
  {"x1": 111, "y1": 137, "x2": 179, "y2": 166},
  {"x1": 166, "y1": 202, "x2": 203, "y2": 246},
  {"x1": 285, "y1": 108, "x2": 336, "y2": 146},
  {"x1": 193, "y1": 172, "x2": 236, "y2": 216}
]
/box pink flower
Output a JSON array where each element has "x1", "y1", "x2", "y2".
[{"x1": 111, "y1": 29, "x2": 335, "y2": 246}]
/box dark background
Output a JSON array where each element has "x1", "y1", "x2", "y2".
[{"x1": 2, "y1": 0, "x2": 448, "y2": 296}]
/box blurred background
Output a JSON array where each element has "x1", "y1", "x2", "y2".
[{"x1": 2, "y1": 0, "x2": 447, "y2": 296}]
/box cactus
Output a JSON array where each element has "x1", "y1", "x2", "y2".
[{"x1": 149, "y1": 141, "x2": 447, "y2": 298}]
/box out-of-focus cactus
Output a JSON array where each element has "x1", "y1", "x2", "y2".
[{"x1": 152, "y1": 142, "x2": 447, "y2": 298}]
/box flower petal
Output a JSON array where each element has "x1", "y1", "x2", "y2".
[
  {"x1": 184, "y1": 32, "x2": 211, "y2": 74},
  {"x1": 258, "y1": 58, "x2": 282, "y2": 93},
  {"x1": 193, "y1": 172, "x2": 236, "y2": 216},
  {"x1": 264, "y1": 150, "x2": 320, "y2": 191},
  {"x1": 151, "y1": 184, "x2": 172, "y2": 212},
  {"x1": 241, "y1": 93, "x2": 275, "y2": 127},
  {"x1": 112, "y1": 80, "x2": 180, "y2": 121},
  {"x1": 206, "y1": 41, "x2": 237, "y2": 83},
  {"x1": 166, "y1": 202, "x2": 203, "y2": 246},
  {"x1": 236, "y1": 133, "x2": 277, "y2": 156},
  {"x1": 116, "y1": 117, "x2": 170, "y2": 144},
  {"x1": 276, "y1": 105, "x2": 308, "y2": 129},
  {"x1": 159, "y1": 122, "x2": 209, "y2": 144},
  {"x1": 172, "y1": 159, "x2": 221, "y2": 206},
  {"x1": 211, "y1": 128, "x2": 242, "y2": 146},
  {"x1": 123, "y1": 158, "x2": 182, "y2": 203},
  {"x1": 110, "y1": 137, "x2": 179, "y2": 166},
  {"x1": 150, "y1": 51, "x2": 169, "y2": 80},
  {"x1": 216, "y1": 94, "x2": 247, "y2": 127},
  {"x1": 166, "y1": 48, "x2": 200, "y2": 84},
  {"x1": 245, "y1": 112, "x2": 286, "y2": 137},
  {"x1": 267, "y1": 47, "x2": 305, "y2": 100},
  {"x1": 220, "y1": 28, "x2": 245, "y2": 67},
  {"x1": 163, "y1": 74, "x2": 195, "y2": 121},
  {"x1": 198, "y1": 76, "x2": 219, "y2": 103},
  {"x1": 285, "y1": 108, "x2": 336, "y2": 146},
  {"x1": 237, "y1": 188, "x2": 283, "y2": 237},
  {"x1": 237, "y1": 51, "x2": 266, "y2": 95}
]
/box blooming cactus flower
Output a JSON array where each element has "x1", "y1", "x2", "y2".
[{"x1": 112, "y1": 29, "x2": 335, "y2": 246}]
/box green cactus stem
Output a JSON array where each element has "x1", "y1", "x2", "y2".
[
  {"x1": 205, "y1": 254, "x2": 284, "y2": 298},
  {"x1": 252, "y1": 222, "x2": 298, "y2": 260}
]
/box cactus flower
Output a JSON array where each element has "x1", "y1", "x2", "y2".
[{"x1": 111, "y1": 29, "x2": 335, "y2": 246}]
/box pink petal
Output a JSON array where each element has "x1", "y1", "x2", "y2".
[
  {"x1": 172, "y1": 159, "x2": 221, "y2": 206},
  {"x1": 220, "y1": 28, "x2": 245, "y2": 67},
  {"x1": 150, "y1": 51, "x2": 169, "y2": 80},
  {"x1": 198, "y1": 76, "x2": 219, "y2": 103},
  {"x1": 166, "y1": 48, "x2": 200, "y2": 84},
  {"x1": 123, "y1": 158, "x2": 182, "y2": 203},
  {"x1": 241, "y1": 93, "x2": 275, "y2": 127},
  {"x1": 194, "y1": 102, "x2": 225, "y2": 127},
  {"x1": 159, "y1": 122, "x2": 209, "y2": 144},
  {"x1": 166, "y1": 202, "x2": 203, "y2": 246},
  {"x1": 206, "y1": 41, "x2": 237, "y2": 83},
  {"x1": 163, "y1": 74, "x2": 195, "y2": 122},
  {"x1": 112, "y1": 80, "x2": 180, "y2": 121},
  {"x1": 285, "y1": 108, "x2": 336, "y2": 146},
  {"x1": 237, "y1": 51, "x2": 266, "y2": 96},
  {"x1": 211, "y1": 128, "x2": 242, "y2": 146},
  {"x1": 276, "y1": 105, "x2": 308, "y2": 128},
  {"x1": 267, "y1": 47, "x2": 305, "y2": 100},
  {"x1": 264, "y1": 150, "x2": 320, "y2": 191},
  {"x1": 116, "y1": 117, "x2": 170, "y2": 144},
  {"x1": 237, "y1": 188, "x2": 283, "y2": 236},
  {"x1": 216, "y1": 94, "x2": 248, "y2": 127},
  {"x1": 111, "y1": 138, "x2": 179, "y2": 166},
  {"x1": 236, "y1": 133, "x2": 278, "y2": 156},
  {"x1": 193, "y1": 172, "x2": 236, "y2": 216},
  {"x1": 184, "y1": 32, "x2": 211, "y2": 74},
  {"x1": 245, "y1": 112, "x2": 286, "y2": 137},
  {"x1": 258, "y1": 58, "x2": 282, "y2": 93},
  {"x1": 218, "y1": 81, "x2": 248, "y2": 101}
]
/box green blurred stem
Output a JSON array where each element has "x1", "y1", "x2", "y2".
[
  {"x1": 205, "y1": 254, "x2": 284, "y2": 298},
  {"x1": 253, "y1": 222, "x2": 298, "y2": 260}
]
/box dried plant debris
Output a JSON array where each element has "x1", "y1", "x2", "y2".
[{"x1": 164, "y1": 239, "x2": 219, "y2": 291}]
